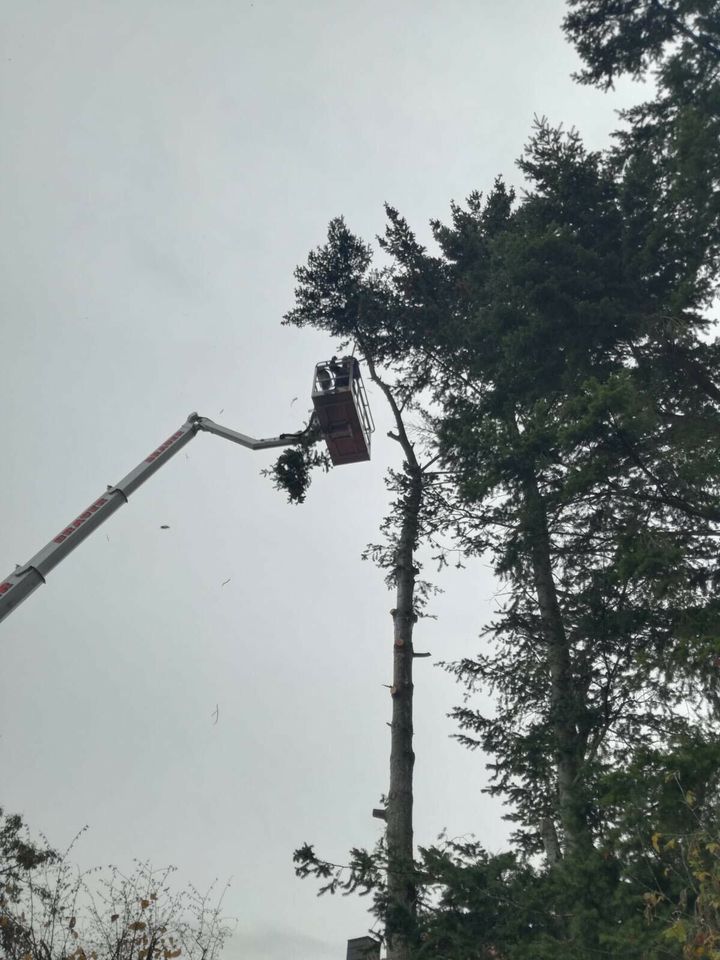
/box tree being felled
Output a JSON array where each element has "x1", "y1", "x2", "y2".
[{"x1": 269, "y1": 223, "x2": 457, "y2": 960}]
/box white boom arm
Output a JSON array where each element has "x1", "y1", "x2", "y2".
[{"x1": 0, "y1": 412, "x2": 310, "y2": 625}]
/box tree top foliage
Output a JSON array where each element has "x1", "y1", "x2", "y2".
[{"x1": 564, "y1": 0, "x2": 720, "y2": 88}]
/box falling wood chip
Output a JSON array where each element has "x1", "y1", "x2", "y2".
[{"x1": 221, "y1": 578, "x2": 231, "y2": 587}]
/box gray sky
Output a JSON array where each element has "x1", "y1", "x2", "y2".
[{"x1": 0, "y1": 2, "x2": 643, "y2": 958}]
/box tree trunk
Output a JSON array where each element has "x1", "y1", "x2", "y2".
[
  {"x1": 361, "y1": 351, "x2": 424, "y2": 960},
  {"x1": 523, "y1": 470, "x2": 592, "y2": 855},
  {"x1": 505, "y1": 414, "x2": 591, "y2": 856},
  {"x1": 385, "y1": 467, "x2": 422, "y2": 960}
]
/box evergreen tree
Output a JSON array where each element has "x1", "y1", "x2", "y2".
[
  {"x1": 271, "y1": 338, "x2": 440, "y2": 957},
  {"x1": 279, "y1": 112, "x2": 720, "y2": 954},
  {"x1": 564, "y1": 0, "x2": 720, "y2": 306},
  {"x1": 279, "y1": 7, "x2": 720, "y2": 953}
]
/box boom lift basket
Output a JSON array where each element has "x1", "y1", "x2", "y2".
[{"x1": 312, "y1": 357, "x2": 375, "y2": 465}]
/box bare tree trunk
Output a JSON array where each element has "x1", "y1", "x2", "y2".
[
  {"x1": 363, "y1": 353, "x2": 424, "y2": 960},
  {"x1": 386, "y1": 467, "x2": 422, "y2": 960}
]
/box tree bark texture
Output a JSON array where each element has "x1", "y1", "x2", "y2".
[
  {"x1": 523, "y1": 471, "x2": 592, "y2": 856},
  {"x1": 506, "y1": 414, "x2": 592, "y2": 857},
  {"x1": 386, "y1": 467, "x2": 422, "y2": 960},
  {"x1": 362, "y1": 352, "x2": 424, "y2": 960}
]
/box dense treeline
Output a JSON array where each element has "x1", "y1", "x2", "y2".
[{"x1": 282, "y1": 2, "x2": 720, "y2": 957}]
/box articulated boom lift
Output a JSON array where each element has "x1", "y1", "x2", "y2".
[{"x1": 0, "y1": 357, "x2": 374, "y2": 625}]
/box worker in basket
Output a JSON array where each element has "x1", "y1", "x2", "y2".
[{"x1": 329, "y1": 356, "x2": 360, "y2": 389}]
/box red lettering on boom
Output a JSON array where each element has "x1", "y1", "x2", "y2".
[
  {"x1": 0, "y1": 582, "x2": 12, "y2": 595},
  {"x1": 146, "y1": 430, "x2": 184, "y2": 463},
  {"x1": 53, "y1": 497, "x2": 109, "y2": 544}
]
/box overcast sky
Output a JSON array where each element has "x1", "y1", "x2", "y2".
[{"x1": 0, "y1": 2, "x2": 643, "y2": 958}]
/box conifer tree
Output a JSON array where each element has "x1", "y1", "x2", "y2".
[
  {"x1": 273, "y1": 243, "x2": 446, "y2": 957},
  {"x1": 279, "y1": 6, "x2": 720, "y2": 953},
  {"x1": 279, "y1": 112, "x2": 720, "y2": 954}
]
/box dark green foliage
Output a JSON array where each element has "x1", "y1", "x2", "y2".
[
  {"x1": 564, "y1": 1, "x2": 720, "y2": 89},
  {"x1": 294, "y1": 830, "x2": 692, "y2": 959},
  {"x1": 294, "y1": 842, "x2": 387, "y2": 899},
  {"x1": 416, "y1": 840, "x2": 666, "y2": 960},
  {"x1": 564, "y1": 0, "x2": 720, "y2": 307},
  {"x1": 263, "y1": 412, "x2": 332, "y2": 504},
  {"x1": 265, "y1": 444, "x2": 332, "y2": 504}
]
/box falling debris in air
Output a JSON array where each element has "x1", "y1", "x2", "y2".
[
  {"x1": 221, "y1": 578, "x2": 231, "y2": 587},
  {"x1": 160, "y1": 525, "x2": 170, "y2": 530},
  {"x1": 211, "y1": 704, "x2": 219, "y2": 725}
]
